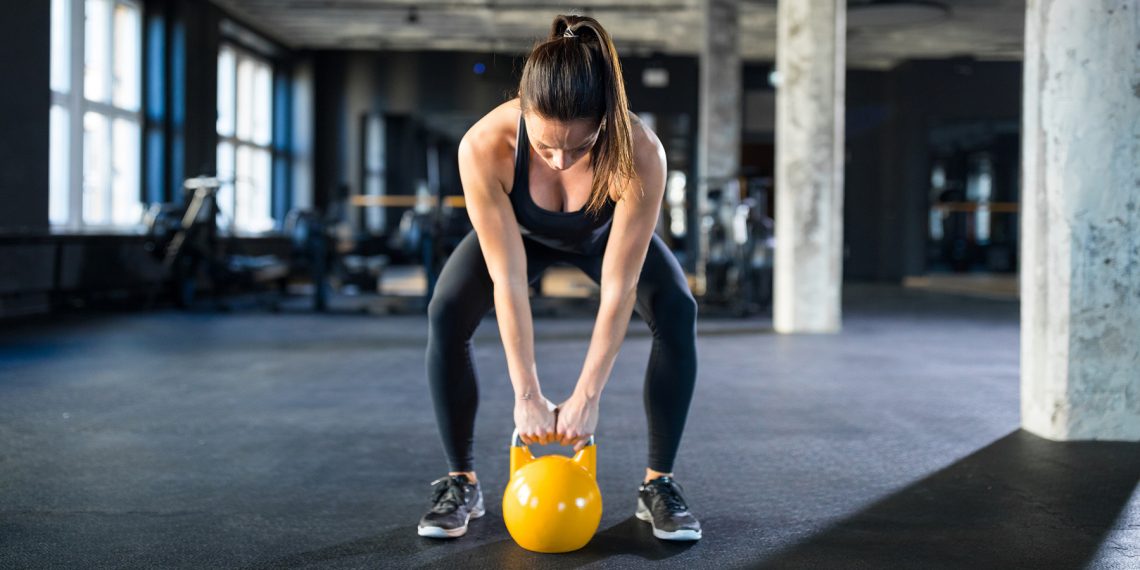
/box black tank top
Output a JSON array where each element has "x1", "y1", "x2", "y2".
[{"x1": 508, "y1": 114, "x2": 615, "y2": 255}]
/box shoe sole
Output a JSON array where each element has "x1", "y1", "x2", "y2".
[
  {"x1": 635, "y1": 498, "x2": 702, "y2": 541},
  {"x1": 418, "y1": 496, "x2": 485, "y2": 539}
]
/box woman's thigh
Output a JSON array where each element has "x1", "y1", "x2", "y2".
[
  {"x1": 427, "y1": 231, "x2": 493, "y2": 338},
  {"x1": 567, "y1": 233, "x2": 695, "y2": 326},
  {"x1": 429, "y1": 230, "x2": 560, "y2": 335}
]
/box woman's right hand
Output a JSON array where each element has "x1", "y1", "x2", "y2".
[{"x1": 514, "y1": 391, "x2": 558, "y2": 445}]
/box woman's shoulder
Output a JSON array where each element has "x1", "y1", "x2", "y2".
[
  {"x1": 459, "y1": 99, "x2": 523, "y2": 187},
  {"x1": 609, "y1": 112, "x2": 665, "y2": 205},
  {"x1": 627, "y1": 112, "x2": 665, "y2": 176},
  {"x1": 627, "y1": 112, "x2": 661, "y2": 154},
  {"x1": 456, "y1": 99, "x2": 522, "y2": 194}
]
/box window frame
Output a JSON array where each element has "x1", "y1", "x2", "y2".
[
  {"x1": 50, "y1": 0, "x2": 144, "y2": 232},
  {"x1": 216, "y1": 40, "x2": 276, "y2": 236}
]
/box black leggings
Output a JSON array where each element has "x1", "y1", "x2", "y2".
[{"x1": 426, "y1": 229, "x2": 698, "y2": 474}]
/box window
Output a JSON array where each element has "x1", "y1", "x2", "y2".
[
  {"x1": 363, "y1": 114, "x2": 386, "y2": 234},
  {"x1": 217, "y1": 43, "x2": 274, "y2": 234},
  {"x1": 966, "y1": 154, "x2": 994, "y2": 245},
  {"x1": 50, "y1": 0, "x2": 143, "y2": 230}
]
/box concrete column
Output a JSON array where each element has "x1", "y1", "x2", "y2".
[
  {"x1": 1020, "y1": 0, "x2": 1140, "y2": 441},
  {"x1": 697, "y1": 0, "x2": 741, "y2": 293},
  {"x1": 773, "y1": 0, "x2": 846, "y2": 333}
]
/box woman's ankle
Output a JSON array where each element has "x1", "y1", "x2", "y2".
[{"x1": 449, "y1": 471, "x2": 478, "y2": 483}]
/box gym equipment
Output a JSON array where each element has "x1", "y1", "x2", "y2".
[
  {"x1": 283, "y1": 210, "x2": 332, "y2": 311},
  {"x1": 391, "y1": 206, "x2": 470, "y2": 298},
  {"x1": 143, "y1": 177, "x2": 266, "y2": 308},
  {"x1": 701, "y1": 179, "x2": 774, "y2": 315},
  {"x1": 143, "y1": 176, "x2": 333, "y2": 311},
  {"x1": 351, "y1": 193, "x2": 472, "y2": 304},
  {"x1": 502, "y1": 429, "x2": 602, "y2": 553}
]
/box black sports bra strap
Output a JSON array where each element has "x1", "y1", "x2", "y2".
[{"x1": 514, "y1": 114, "x2": 529, "y2": 184}]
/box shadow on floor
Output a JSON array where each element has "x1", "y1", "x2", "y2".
[
  {"x1": 245, "y1": 515, "x2": 693, "y2": 569},
  {"x1": 744, "y1": 429, "x2": 1140, "y2": 570},
  {"x1": 411, "y1": 516, "x2": 695, "y2": 569}
]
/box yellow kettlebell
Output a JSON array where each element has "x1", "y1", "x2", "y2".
[{"x1": 502, "y1": 429, "x2": 602, "y2": 553}]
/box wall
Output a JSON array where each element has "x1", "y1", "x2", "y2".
[
  {"x1": 883, "y1": 59, "x2": 1022, "y2": 280},
  {"x1": 0, "y1": 2, "x2": 50, "y2": 232},
  {"x1": 736, "y1": 60, "x2": 1022, "y2": 283},
  {"x1": 843, "y1": 59, "x2": 1023, "y2": 281},
  {"x1": 844, "y1": 69, "x2": 892, "y2": 282}
]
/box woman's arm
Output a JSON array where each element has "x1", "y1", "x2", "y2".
[
  {"x1": 557, "y1": 126, "x2": 668, "y2": 451},
  {"x1": 457, "y1": 132, "x2": 556, "y2": 445}
]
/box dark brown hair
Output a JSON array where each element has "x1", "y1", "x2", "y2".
[{"x1": 518, "y1": 14, "x2": 639, "y2": 216}]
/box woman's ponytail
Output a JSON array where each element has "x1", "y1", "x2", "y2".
[{"x1": 519, "y1": 15, "x2": 640, "y2": 216}]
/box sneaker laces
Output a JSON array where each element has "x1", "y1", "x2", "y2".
[
  {"x1": 646, "y1": 477, "x2": 688, "y2": 513},
  {"x1": 429, "y1": 476, "x2": 467, "y2": 513}
]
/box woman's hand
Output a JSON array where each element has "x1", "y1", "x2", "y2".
[
  {"x1": 514, "y1": 392, "x2": 558, "y2": 445},
  {"x1": 555, "y1": 392, "x2": 600, "y2": 452}
]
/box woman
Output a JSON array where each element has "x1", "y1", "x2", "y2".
[{"x1": 418, "y1": 14, "x2": 700, "y2": 542}]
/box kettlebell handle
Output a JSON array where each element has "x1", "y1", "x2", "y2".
[{"x1": 510, "y1": 428, "x2": 595, "y2": 449}]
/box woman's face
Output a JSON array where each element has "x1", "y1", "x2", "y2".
[{"x1": 524, "y1": 114, "x2": 602, "y2": 172}]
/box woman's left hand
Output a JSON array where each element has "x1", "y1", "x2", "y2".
[{"x1": 555, "y1": 392, "x2": 600, "y2": 452}]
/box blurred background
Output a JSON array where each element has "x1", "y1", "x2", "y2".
[
  {"x1": 1, "y1": 0, "x2": 1026, "y2": 315},
  {"x1": 1, "y1": 1, "x2": 1136, "y2": 569}
]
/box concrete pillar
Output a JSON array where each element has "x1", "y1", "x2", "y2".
[
  {"x1": 1020, "y1": 0, "x2": 1140, "y2": 441},
  {"x1": 697, "y1": 0, "x2": 741, "y2": 293},
  {"x1": 773, "y1": 0, "x2": 846, "y2": 333}
]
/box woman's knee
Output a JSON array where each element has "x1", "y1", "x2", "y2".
[
  {"x1": 427, "y1": 292, "x2": 476, "y2": 343},
  {"x1": 647, "y1": 290, "x2": 698, "y2": 346}
]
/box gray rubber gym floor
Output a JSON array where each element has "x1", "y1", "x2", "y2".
[{"x1": 1, "y1": 286, "x2": 1137, "y2": 569}]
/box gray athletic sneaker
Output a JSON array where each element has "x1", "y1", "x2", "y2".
[
  {"x1": 636, "y1": 476, "x2": 702, "y2": 541},
  {"x1": 417, "y1": 474, "x2": 485, "y2": 538}
]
